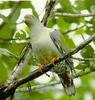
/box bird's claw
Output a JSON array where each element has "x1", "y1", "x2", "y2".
[
  {"x1": 51, "y1": 57, "x2": 57, "y2": 65},
  {"x1": 38, "y1": 64, "x2": 45, "y2": 73}
]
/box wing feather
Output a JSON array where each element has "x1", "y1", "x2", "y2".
[{"x1": 50, "y1": 30, "x2": 74, "y2": 69}]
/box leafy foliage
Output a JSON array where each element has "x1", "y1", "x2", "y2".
[{"x1": 0, "y1": 0, "x2": 95, "y2": 100}]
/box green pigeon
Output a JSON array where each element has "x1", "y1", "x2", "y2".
[{"x1": 23, "y1": 14, "x2": 76, "y2": 96}]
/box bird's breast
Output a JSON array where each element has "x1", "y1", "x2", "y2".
[{"x1": 32, "y1": 34, "x2": 61, "y2": 64}]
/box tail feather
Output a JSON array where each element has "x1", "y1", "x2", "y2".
[
  {"x1": 52, "y1": 60, "x2": 76, "y2": 96},
  {"x1": 58, "y1": 70, "x2": 76, "y2": 96},
  {"x1": 64, "y1": 85, "x2": 75, "y2": 96}
]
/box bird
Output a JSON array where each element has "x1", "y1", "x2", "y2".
[{"x1": 23, "y1": 14, "x2": 76, "y2": 96}]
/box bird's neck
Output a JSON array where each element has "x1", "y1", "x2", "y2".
[
  {"x1": 31, "y1": 22, "x2": 43, "y2": 32},
  {"x1": 30, "y1": 22, "x2": 45, "y2": 41}
]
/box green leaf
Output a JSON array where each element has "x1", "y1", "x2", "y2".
[
  {"x1": 59, "y1": 0, "x2": 74, "y2": 13},
  {"x1": 0, "y1": 48, "x2": 18, "y2": 59},
  {"x1": 0, "y1": 23, "x2": 14, "y2": 39},
  {"x1": 7, "y1": 42, "x2": 26, "y2": 56},
  {"x1": 75, "y1": 28, "x2": 85, "y2": 35},
  {"x1": 80, "y1": 45, "x2": 94, "y2": 58},
  {"x1": 14, "y1": 30, "x2": 26, "y2": 40},
  {"x1": 20, "y1": 1, "x2": 38, "y2": 17},
  {"x1": 85, "y1": 26, "x2": 94, "y2": 35},
  {"x1": 84, "y1": 0, "x2": 95, "y2": 11},
  {"x1": 0, "y1": 56, "x2": 9, "y2": 83},
  {"x1": 0, "y1": 1, "x2": 15, "y2": 9},
  {"x1": 90, "y1": 5, "x2": 95, "y2": 13},
  {"x1": 75, "y1": 0, "x2": 85, "y2": 11},
  {"x1": 63, "y1": 34, "x2": 75, "y2": 49},
  {"x1": 56, "y1": 17, "x2": 70, "y2": 32},
  {"x1": 10, "y1": 7, "x2": 20, "y2": 24},
  {"x1": 85, "y1": 18, "x2": 95, "y2": 35},
  {"x1": 75, "y1": 61, "x2": 87, "y2": 70},
  {"x1": 58, "y1": 0, "x2": 79, "y2": 23},
  {"x1": 47, "y1": 17, "x2": 56, "y2": 28},
  {"x1": 0, "y1": 43, "x2": 26, "y2": 70}
]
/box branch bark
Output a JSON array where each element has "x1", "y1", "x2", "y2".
[
  {"x1": 41, "y1": 0, "x2": 56, "y2": 26},
  {"x1": 54, "y1": 12, "x2": 95, "y2": 17},
  {"x1": 71, "y1": 57, "x2": 95, "y2": 61}
]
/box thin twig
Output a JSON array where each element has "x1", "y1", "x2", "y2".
[
  {"x1": 75, "y1": 68, "x2": 95, "y2": 78},
  {"x1": 16, "y1": 81, "x2": 60, "y2": 93},
  {"x1": 0, "y1": 37, "x2": 30, "y2": 43},
  {"x1": 6, "y1": 43, "x2": 32, "y2": 84},
  {"x1": 41, "y1": 0, "x2": 56, "y2": 26},
  {"x1": 71, "y1": 57, "x2": 95, "y2": 61},
  {"x1": 63, "y1": 25, "x2": 85, "y2": 35},
  {"x1": 54, "y1": 13, "x2": 95, "y2": 17}
]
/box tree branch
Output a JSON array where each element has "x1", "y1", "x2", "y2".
[
  {"x1": 41, "y1": 0, "x2": 56, "y2": 26},
  {"x1": 71, "y1": 57, "x2": 95, "y2": 61},
  {"x1": 0, "y1": 37, "x2": 30, "y2": 43},
  {"x1": 16, "y1": 81, "x2": 60, "y2": 93},
  {"x1": 54, "y1": 12, "x2": 95, "y2": 17},
  {"x1": 63, "y1": 25, "x2": 85, "y2": 35},
  {"x1": 7, "y1": 43, "x2": 32, "y2": 84},
  {"x1": 75, "y1": 67, "x2": 95, "y2": 78}
]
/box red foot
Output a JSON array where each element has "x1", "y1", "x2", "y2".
[
  {"x1": 51, "y1": 57, "x2": 57, "y2": 64},
  {"x1": 38, "y1": 64, "x2": 45, "y2": 73}
]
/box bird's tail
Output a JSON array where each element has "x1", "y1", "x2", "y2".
[{"x1": 58, "y1": 67, "x2": 76, "y2": 96}]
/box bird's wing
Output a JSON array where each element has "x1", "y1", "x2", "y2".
[
  {"x1": 50, "y1": 30, "x2": 69, "y2": 54},
  {"x1": 50, "y1": 30, "x2": 75, "y2": 96},
  {"x1": 50, "y1": 30, "x2": 73, "y2": 69}
]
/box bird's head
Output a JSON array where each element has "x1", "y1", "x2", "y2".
[{"x1": 23, "y1": 14, "x2": 40, "y2": 27}]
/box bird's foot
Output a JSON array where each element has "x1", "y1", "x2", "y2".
[
  {"x1": 51, "y1": 57, "x2": 57, "y2": 65},
  {"x1": 38, "y1": 64, "x2": 45, "y2": 73},
  {"x1": 38, "y1": 64, "x2": 50, "y2": 77}
]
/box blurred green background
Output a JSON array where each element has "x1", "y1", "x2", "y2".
[{"x1": 0, "y1": 0, "x2": 95, "y2": 100}]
